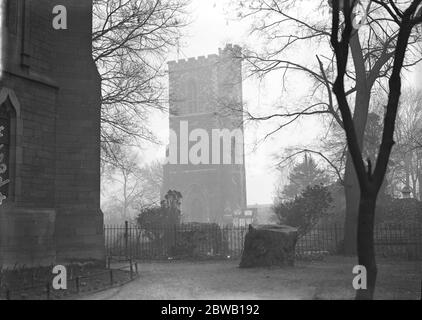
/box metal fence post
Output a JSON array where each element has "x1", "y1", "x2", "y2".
[
  {"x1": 124, "y1": 221, "x2": 129, "y2": 259},
  {"x1": 129, "y1": 259, "x2": 133, "y2": 279},
  {"x1": 46, "y1": 282, "x2": 50, "y2": 300},
  {"x1": 104, "y1": 225, "x2": 106, "y2": 257},
  {"x1": 109, "y1": 270, "x2": 114, "y2": 286},
  {"x1": 334, "y1": 224, "x2": 338, "y2": 251},
  {"x1": 75, "y1": 276, "x2": 80, "y2": 294},
  {"x1": 107, "y1": 256, "x2": 111, "y2": 269}
]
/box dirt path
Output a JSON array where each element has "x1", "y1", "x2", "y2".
[{"x1": 82, "y1": 257, "x2": 421, "y2": 300}]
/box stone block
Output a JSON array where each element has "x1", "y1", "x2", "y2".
[{"x1": 239, "y1": 225, "x2": 298, "y2": 268}]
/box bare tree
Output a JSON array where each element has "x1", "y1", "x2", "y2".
[
  {"x1": 137, "y1": 160, "x2": 164, "y2": 209},
  {"x1": 234, "y1": 0, "x2": 422, "y2": 254},
  {"x1": 388, "y1": 88, "x2": 422, "y2": 198},
  {"x1": 330, "y1": 0, "x2": 422, "y2": 299},
  {"x1": 103, "y1": 151, "x2": 144, "y2": 221},
  {"x1": 102, "y1": 148, "x2": 164, "y2": 222},
  {"x1": 92, "y1": 0, "x2": 189, "y2": 165}
]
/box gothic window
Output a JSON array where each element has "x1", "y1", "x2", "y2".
[
  {"x1": 0, "y1": 100, "x2": 14, "y2": 203},
  {"x1": 186, "y1": 79, "x2": 198, "y2": 114}
]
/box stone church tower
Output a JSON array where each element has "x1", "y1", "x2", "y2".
[
  {"x1": 162, "y1": 44, "x2": 247, "y2": 224},
  {"x1": 0, "y1": 0, "x2": 104, "y2": 266}
]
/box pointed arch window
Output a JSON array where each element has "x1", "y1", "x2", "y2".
[{"x1": 0, "y1": 98, "x2": 15, "y2": 204}]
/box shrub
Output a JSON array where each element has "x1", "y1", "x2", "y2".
[
  {"x1": 136, "y1": 190, "x2": 182, "y2": 242},
  {"x1": 170, "y1": 223, "x2": 224, "y2": 259},
  {"x1": 375, "y1": 197, "x2": 422, "y2": 226},
  {"x1": 273, "y1": 185, "x2": 333, "y2": 236}
]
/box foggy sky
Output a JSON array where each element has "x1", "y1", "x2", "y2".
[{"x1": 145, "y1": 0, "x2": 422, "y2": 205}]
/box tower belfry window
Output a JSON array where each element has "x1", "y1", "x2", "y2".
[{"x1": 186, "y1": 79, "x2": 198, "y2": 114}]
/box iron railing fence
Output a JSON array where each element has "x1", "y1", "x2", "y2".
[
  {"x1": 104, "y1": 223, "x2": 422, "y2": 261},
  {"x1": 105, "y1": 222, "x2": 248, "y2": 260}
]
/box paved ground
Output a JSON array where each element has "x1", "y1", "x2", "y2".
[{"x1": 83, "y1": 256, "x2": 421, "y2": 300}]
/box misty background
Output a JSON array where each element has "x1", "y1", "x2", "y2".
[{"x1": 100, "y1": 0, "x2": 422, "y2": 220}]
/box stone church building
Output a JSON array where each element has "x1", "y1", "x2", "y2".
[
  {"x1": 162, "y1": 44, "x2": 247, "y2": 224},
  {"x1": 0, "y1": 1, "x2": 104, "y2": 266}
]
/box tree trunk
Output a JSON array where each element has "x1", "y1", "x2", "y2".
[
  {"x1": 418, "y1": 171, "x2": 422, "y2": 201},
  {"x1": 418, "y1": 152, "x2": 422, "y2": 200},
  {"x1": 343, "y1": 155, "x2": 360, "y2": 254},
  {"x1": 355, "y1": 193, "x2": 378, "y2": 300},
  {"x1": 343, "y1": 33, "x2": 371, "y2": 256},
  {"x1": 330, "y1": 0, "x2": 416, "y2": 301},
  {"x1": 342, "y1": 90, "x2": 370, "y2": 255}
]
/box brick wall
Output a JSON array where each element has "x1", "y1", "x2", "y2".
[
  {"x1": 50, "y1": 0, "x2": 103, "y2": 262},
  {"x1": 0, "y1": 0, "x2": 104, "y2": 267}
]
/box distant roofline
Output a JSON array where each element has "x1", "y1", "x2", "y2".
[{"x1": 247, "y1": 204, "x2": 273, "y2": 208}]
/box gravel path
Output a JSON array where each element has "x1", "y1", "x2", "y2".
[{"x1": 82, "y1": 256, "x2": 421, "y2": 300}]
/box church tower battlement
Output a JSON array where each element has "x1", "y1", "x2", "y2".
[{"x1": 167, "y1": 44, "x2": 242, "y2": 119}]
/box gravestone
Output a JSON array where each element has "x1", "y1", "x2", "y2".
[{"x1": 239, "y1": 225, "x2": 298, "y2": 268}]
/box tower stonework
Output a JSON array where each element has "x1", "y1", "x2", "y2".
[
  {"x1": 162, "y1": 44, "x2": 247, "y2": 224},
  {"x1": 0, "y1": 0, "x2": 104, "y2": 266}
]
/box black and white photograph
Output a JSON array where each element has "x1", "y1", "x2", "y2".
[{"x1": 0, "y1": 0, "x2": 421, "y2": 306}]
